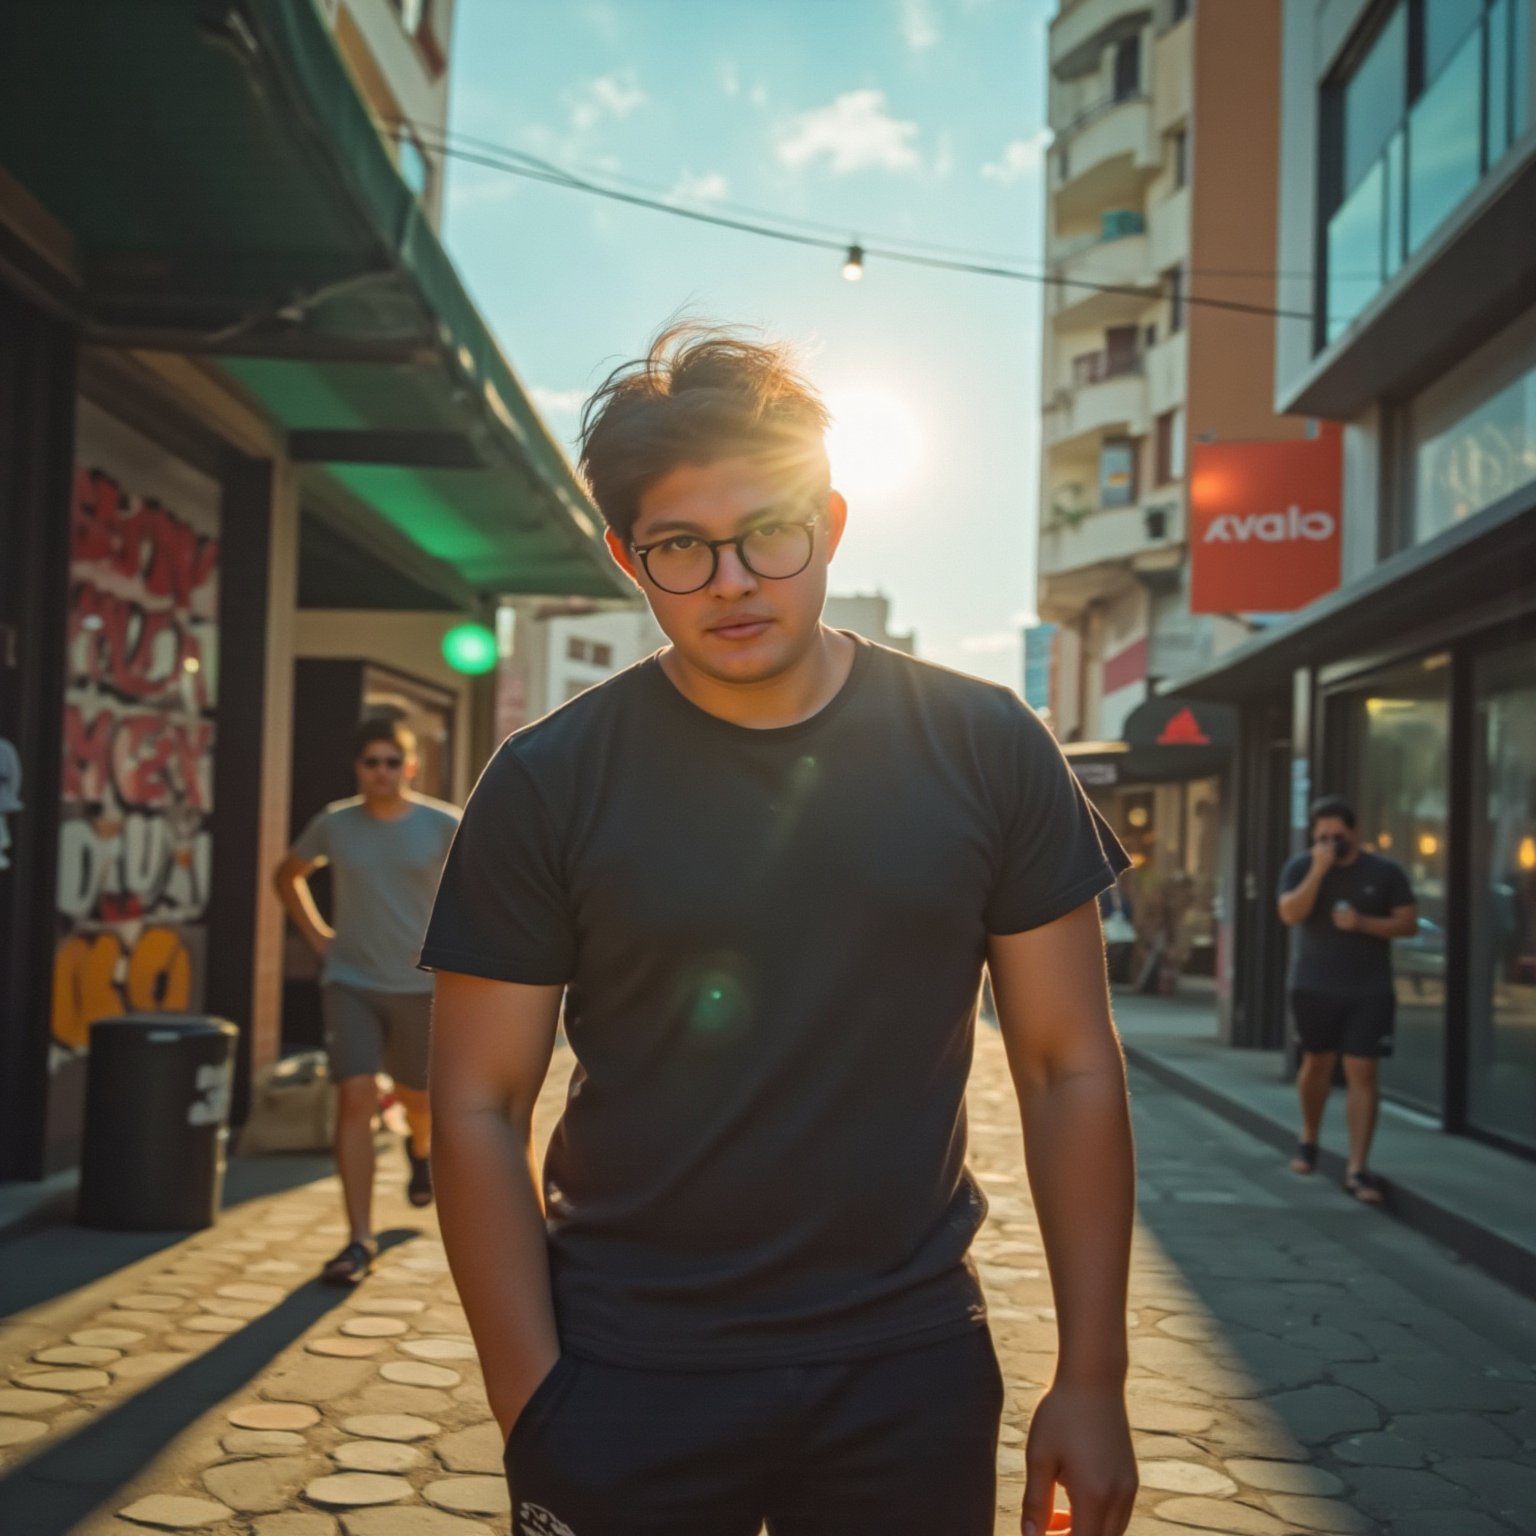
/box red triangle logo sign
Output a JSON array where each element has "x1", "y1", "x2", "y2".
[{"x1": 1158, "y1": 707, "x2": 1211, "y2": 746}]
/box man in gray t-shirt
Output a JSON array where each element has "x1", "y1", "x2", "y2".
[{"x1": 275, "y1": 719, "x2": 459, "y2": 1282}]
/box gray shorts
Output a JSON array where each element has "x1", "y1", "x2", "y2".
[{"x1": 321, "y1": 983, "x2": 432, "y2": 1090}]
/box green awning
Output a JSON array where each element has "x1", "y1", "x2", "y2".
[{"x1": 0, "y1": 0, "x2": 624, "y2": 601}]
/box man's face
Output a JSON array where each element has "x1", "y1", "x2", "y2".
[
  {"x1": 606, "y1": 456, "x2": 847, "y2": 688},
  {"x1": 1314, "y1": 816, "x2": 1354, "y2": 860},
  {"x1": 355, "y1": 740, "x2": 412, "y2": 797}
]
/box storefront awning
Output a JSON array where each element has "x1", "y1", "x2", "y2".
[
  {"x1": 0, "y1": 0, "x2": 625, "y2": 601},
  {"x1": 1165, "y1": 485, "x2": 1536, "y2": 702}
]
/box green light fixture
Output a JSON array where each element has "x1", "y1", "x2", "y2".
[{"x1": 441, "y1": 622, "x2": 497, "y2": 675}]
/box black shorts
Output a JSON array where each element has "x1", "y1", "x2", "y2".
[
  {"x1": 504, "y1": 1326, "x2": 1004, "y2": 1535},
  {"x1": 1291, "y1": 990, "x2": 1396, "y2": 1058}
]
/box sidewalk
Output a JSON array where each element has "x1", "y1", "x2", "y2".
[{"x1": 1113, "y1": 987, "x2": 1536, "y2": 1299}]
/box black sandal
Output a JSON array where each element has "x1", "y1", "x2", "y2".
[
  {"x1": 406, "y1": 1141, "x2": 433, "y2": 1208},
  {"x1": 1344, "y1": 1169, "x2": 1384, "y2": 1205},
  {"x1": 1289, "y1": 1140, "x2": 1318, "y2": 1175},
  {"x1": 321, "y1": 1240, "x2": 375, "y2": 1285}
]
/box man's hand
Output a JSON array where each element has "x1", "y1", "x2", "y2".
[
  {"x1": 1021, "y1": 1382, "x2": 1137, "y2": 1536},
  {"x1": 1310, "y1": 836, "x2": 1337, "y2": 873},
  {"x1": 1331, "y1": 903, "x2": 1360, "y2": 932}
]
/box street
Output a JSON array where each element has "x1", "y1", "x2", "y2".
[{"x1": 1, "y1": 1023, "x2": 1534, "y2": 1536}]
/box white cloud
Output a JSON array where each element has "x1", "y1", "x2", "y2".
[
  {"x1": 900, "y1": 0, "x2": 940, "y2": 50},
  {"x1": 721, "y1": 61, "x2": 740, "y2": 97},
  {"x1": 933, "y1": 129, "x2": 956, "y2": 180},
  {"x1": 777, "y1": 90, "x2": 922, "y2": 175},
  {"x1": 980, "y1": 131, "x2": 1049, "y2": 183},
  {"x1": 749, "y1": 83, "x2": 769, "y2": 109},
  {"x1": 568, "y1": 71, "x2": 647, "y2": 132},
  {"x1": 530, "y1": 386, "x2": 588, "y2": 418},
  {"x1": 668, "y1": 170, "x2": 731, "y2": 203}
]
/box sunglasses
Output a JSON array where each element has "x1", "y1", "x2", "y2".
[{"x1": 361, "y1": 755, "x2": 404, "y2": 769}]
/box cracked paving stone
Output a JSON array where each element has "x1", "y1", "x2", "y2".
[
  {"x1": 223, "y1": 1428, "x2": 309, "y2": 1456},
  {"x1": 332, "y1": 1440, "x2": 425, "y2": 1473},
  {"x1": 228, "y1": 1402, "x2": 322, "y2": 1431},
  {"x1": 262, "y1": 1359, "x2": 376, "y2": 1404},
  {"x1": 204, "y1": 1456, "x2": 323, "y2": 1513},
  {"x1": 201, "y1": 1296, "x2": 274, "y2": 1319},
  {"x1": 1262, "y1": 1494, "x2": 1376, "y2": 1533},
  {"x1": 33, "y1": 1344, "x2": 122, "y2": 1367},
  {"x1": 1386, "y1": 1513, "x2": 1509, "y2": 1536},
  {"x1": 182, "y1": 1314, "x2": 245, "y2": 1334},
  {"x1": 350, "y1": 1384, "x2": 454, "y2": 1418},
  {"x1": 1126, "y1": 1400, "x2": 1215, "y2": 1436},
  {"x1": 339, "y1": 1317, "x2": 407, "y2": 1338},
  {"x1": 1347, "y1": 1466, "x2": 1473, "y2": 1515},
  {"x1": 339, "y1": 1510, "x2": 494, "y2": 1536},
  {"x1": 1334, "y1": 1431, "x2": 1427, "y2": 1467},
  {"x1": 116, "y1": 1293, "x2": 186, "y2": 1313},
  {"x1": 339, "y1": 1413, "x2": 438, "y2": 1442},
  {"x1": 70, "y1": 1327, "x2": 145, "y2": 1349},
  {"x1": 308, "y1": 1338, "x2": 386, "y2": 1358},
  {"x1": 248, "y1": 1262, "x2": 304, "y2": 1277},
  {"x1": 422, "y1": 1476, "x2": 511, "y2": 1515},
  {"x1": 304, "y1": 1472, "x2": 414, "y2": 1507},
  {"x1": 435, "y1": 1423, "x2": 504, "y2": 1474},
  {"x1": 349, "y1": 1298, "x2": 425, "y2": 1316},
  {"x1": 0, "y1": 1415, "x2": 50, "y2": 1446},
  {"x1": 1138, "y1": 1461, "x2": 1238, "y2": 1497},
  {"x1": 1222, "y1": 1459, "x2": 1345, "y2": 1496},
  {"x1": 12, "y1": 1367, "x2": 111, "y2": 1392},
  {"x1": 400, "y1": 1338, "x2": 477, "y2": 1361},
  {"x1": 1155, "y1": 1315, "x2": 1222, "y2": 1343},
  {"x1": 1431, "y1": 1455, "x2": 1536, "y2": 1511},
  {"x1": 102, "y1": 1310, "x2": 177, "y2": 1330},
  {"x1": 1153, "y1": 1495, "x2": 1289, "y2": 1533},
  {"x1": 379, "y1": 1361, "x2": 460, "y2": 1389},
  {"x1": 118, "y1": 1493, "x2": 234, "y2": 1529},
  {"x1": 1390, "y1": 1412, "x2": 1520, "y2": 1458}
]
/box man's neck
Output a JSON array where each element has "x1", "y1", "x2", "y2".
[
  {"x1": 660, "y1": 625, "x2": 856, "y2": 730},
  {"x1": 362, "y1": 792, "x2": 413, "y2": 820}
]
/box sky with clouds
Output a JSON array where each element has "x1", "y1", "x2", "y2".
[{"x1": 442, "y1": 0, "x2": 1055, "y2": 688}]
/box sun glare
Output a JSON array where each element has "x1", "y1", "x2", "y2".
[{"x1": 824, "y1": 385, "x2": 923, "y2": 503}]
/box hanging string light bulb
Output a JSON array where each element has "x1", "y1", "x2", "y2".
[{"x1": 842, "y1": 242, "x2": 865, "y2": 282}]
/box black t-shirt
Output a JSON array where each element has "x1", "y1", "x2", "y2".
[
  {"x1": 1278, "y1": 849, "x2": 1416, "y2": 997},
  {"x1": 420, "y1": 636, "x2": 1129, "y2": 1368}
]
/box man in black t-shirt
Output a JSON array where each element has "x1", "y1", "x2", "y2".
[
  {"x1": 423, "y1": 325, "x2": 1138, "y2": 1536},
  {"x1": 1278, "y1": 796, "x2": 1418, "y2": 1204}
]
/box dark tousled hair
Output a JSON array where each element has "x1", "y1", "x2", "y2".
[
  {"x1": 353, "y1": 716, "x2": 416, "y2": 761},
  {"x1": 578, "y1": 322, "x2": 832, "y2": 542},
  {"x1": 1308, "y1": 796, "x2": 1356, "y2": 834}
]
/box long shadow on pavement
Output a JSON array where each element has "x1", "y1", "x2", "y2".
[
  {"x1": 0, "y1": 1152, "x2": 337, "y2": 1318},
  {"x1": 1, "y1": 1228, "x2": 419, "y2": 1536}
]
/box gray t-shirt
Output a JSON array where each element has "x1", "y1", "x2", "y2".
[
  {"x1": 421, "y1": 638, "x2": 1129, "y2": 1368},
  {"x1": 292, "y1": 796, "x2": 460, "y2": 994},
  {"x1": 1278, "y1": 849, "x2": 1415, "y2": 996}
]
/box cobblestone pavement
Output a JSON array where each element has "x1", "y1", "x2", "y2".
[{"x1": 2, "y1": 1026, "x2": 1535, "y2": 1535}]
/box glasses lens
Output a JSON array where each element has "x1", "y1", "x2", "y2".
[
  {"x1": 741, "y1": 521, "x2": 814, "y2": 580},
  {"x1": 646, "y1": 539, "x2": 715, "y2": 594},
  {"x1": 363, "y1": 756, "x2": 403, "y2": 768}
]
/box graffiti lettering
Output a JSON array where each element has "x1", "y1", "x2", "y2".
[
  {"x1": 63, "y1": 704, "x2": 212, "y2": 811},
  {"x1": 52, "y1": 926, "x2": 194, "y2": 1050},
  {"x1": 72, "y1": 466, "x2": 219, "y2": 610}
]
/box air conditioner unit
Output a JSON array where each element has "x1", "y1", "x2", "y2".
[{"x1": 1101, "y1": 209, "x2": 1146, "y2": 241}]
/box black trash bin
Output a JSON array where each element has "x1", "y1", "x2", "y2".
[{"x1": 77, "y1": 1014, "x2": 239, "y2": 1231}]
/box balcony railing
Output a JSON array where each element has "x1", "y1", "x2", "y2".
[{"x1": 1070, "y1": 348, "x2": 1144, "y2": 387}]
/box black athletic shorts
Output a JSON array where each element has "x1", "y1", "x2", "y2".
[
  {"x1": 504, "y1": 1325, "x2": 1005, "y2": 1535},
  {"x1": 1291, "y1": 989, "x2": 1396, "y2": 1058}
]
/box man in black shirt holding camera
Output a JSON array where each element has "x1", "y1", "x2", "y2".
[{"x1": 1277, "y1": 797, "x2": 1417, "y2": 1203}]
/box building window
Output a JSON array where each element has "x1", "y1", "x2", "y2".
[
  {"x1": 1170, "y1": 0, "x2": 1192, "y2": 22},
  {"x1": 397, "y1": 130, "x2": 432, "y2": 202},
  {"x1": 1154, "y1": 408, "x2": 1184, "y2": 485},
  {"x1": 1100, "y1": 437, "x2": 1139, "y2": 507},
  {"x1": 1171, "y1": 128, "x2": 1189, "y2": 190},
  {"x1": 1321, "y1": 0, "x2": 1534, "y2": 347},
  {"x1": 1165, "y1": 264, "x2": 1185, "y2": 333},
  {"x1": 1405, "y1": 301, "x2": 1536, "y2": 546},
  {"x1": 567, "y1": 637, "x2": 590, "y2": 662},
  {"x1": 592, "y1": 643, "x2": 614, "y2": 668},
  {"x1": 1112, "y1": 35, "x2": 1141, "y2": 102}
]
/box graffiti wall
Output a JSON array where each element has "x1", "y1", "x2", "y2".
[{"x1": 51, "y1": 401, "x2": 221, "y2": 1062}]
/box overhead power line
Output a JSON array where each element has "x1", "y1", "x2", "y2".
[{"x1": 395, "y1": 121, "x2": 1322, "y2": 324}]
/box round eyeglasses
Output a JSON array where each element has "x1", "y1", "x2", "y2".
[{"x1": 630, "y1": 515, "x2": 820, "y2": 595}]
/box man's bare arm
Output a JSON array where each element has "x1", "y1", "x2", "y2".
[
  {"x1": 272, "y1": 853, "x2": 333, "y2": 956},
  {"x1": 430, "y1": 971, "x2": 564, "y2": 1437},
  {"x1": 1277, "y1": 840, "x2": 1335, "y2": 925},
  {"x1": 989, "y1": 900, "x2": 1137, "y2": 1536},
  {"x1": 1336, "y1": 902, "x2": 1419, "y2": 940}
]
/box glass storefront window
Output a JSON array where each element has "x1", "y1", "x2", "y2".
[
  {"x1": 1469, "y1": 641, "x2": 1536, "y2": 1149},
  {"x1": 1423, "y1": 0, "x2": 1481, "y2": 82},
  {"x1": 1406, "y1": 26, "x2": 1483, "y2": 256},
  {"x1": 1326, "y1": 160, "x2": 1385, "y2": 344},
  {"x1": 1340, "y1": 657, "x2": 1451, "y2": 1114},
  {"x1": 1488, "y1": 0, "x2": 1512, "y2": 164},
  {"x1": 1343, "y1": 4, "x2": 1407, "y2": 192}
]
